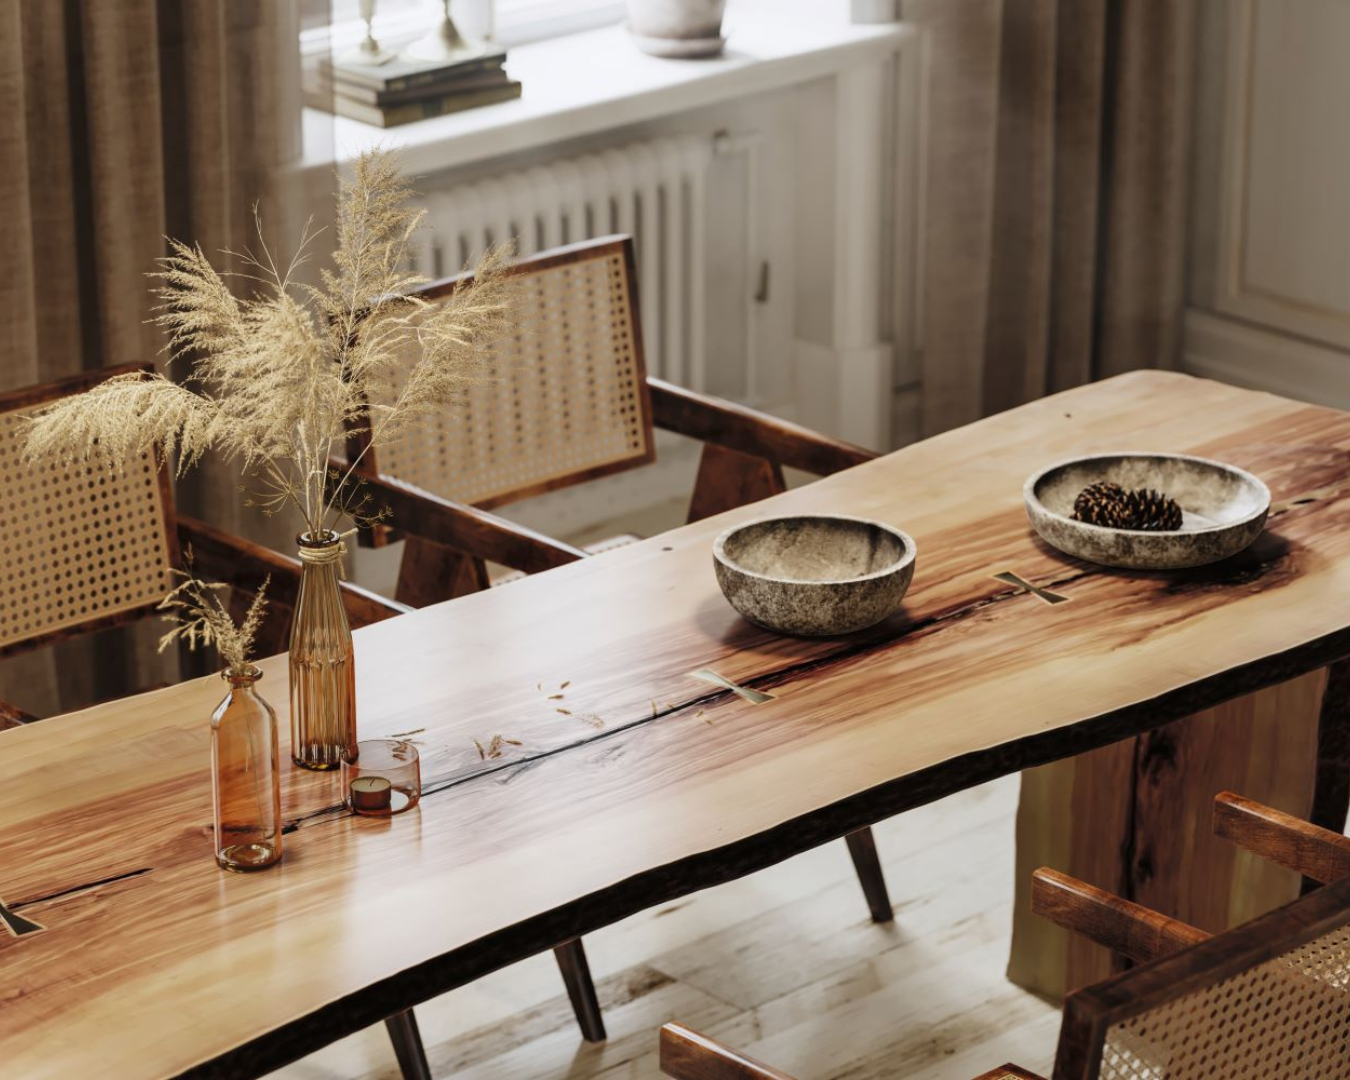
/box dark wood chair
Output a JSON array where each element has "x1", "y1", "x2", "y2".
[
  {"x1": 0, "y1": 364, "x2": 430, "y2": 1072},
  {"x1": 661, "y1": 792, "x2": 1350, "y2": 1079},
  {"x1": 342, "y1": 235, "x2": 880, "y2": 601},
  {"x1": 334, "y1": 236, "x2": 895, "y2": 1053}
]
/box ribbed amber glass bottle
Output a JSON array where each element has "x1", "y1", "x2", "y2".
[{"x1": 289, "y1": 530, "x2": 357, "y2": 770}]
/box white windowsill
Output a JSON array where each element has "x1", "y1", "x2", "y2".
[{"x1": 301, "y1": 12, "x2": 912, "y2": 177}]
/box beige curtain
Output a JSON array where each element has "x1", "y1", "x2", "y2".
[
  {"x1": 0, "y1": 0, "x2": 325, "y2": 714},
  {"x1": 903, "y1": 0, "x2": 1198, "y2": 436}
]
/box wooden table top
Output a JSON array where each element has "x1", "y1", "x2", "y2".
[{"x1": 6, "y1": 371, "x2": 1350, "y2": 1078}]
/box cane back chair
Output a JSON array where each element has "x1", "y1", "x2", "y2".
[
  {"x1": 0, "y1": 364, "x2": 441, "y2": 1069},
  {"x1": 661, "y1": 791, "x2": 1350, "y2": 1079},
  {"x1": 0, "y1": 365, "x2": 405, "y2": 699},
  {"x1": 334, "y1": 235, "x2": 893, "y2": 1052},
  {"x1": 341, "y1": 234, "x2": 880, "y2": 603}
]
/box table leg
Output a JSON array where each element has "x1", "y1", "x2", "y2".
[
  {"x1": 1008, "y1": 668, "x2": 1327, "y2": 1003},
  {"x1": 384, "y1": 1009, "x2": 432, "y2": 1080},
  {"x1": 554, "y1": 937, "x2": 606, "y2": 1043},
  {"x1": 845, "y1": 827, "x2": 894, "y2": 923}
]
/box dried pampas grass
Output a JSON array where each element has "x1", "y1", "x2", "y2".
[
  {"x1": 24, "y1": 148, "x2": 515, "y2": 538},
  {"x1": 157, "y1": 563, "x2": 269, "y2": 673}
]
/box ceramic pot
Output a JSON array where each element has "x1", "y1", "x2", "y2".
[{"x1": 627, "y1": 0, "x2": 728, "y2": 58}]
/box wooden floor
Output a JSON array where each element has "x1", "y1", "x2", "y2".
[{"x1": 269, "y1": 775, "x2": 1061, "y2": 1080}]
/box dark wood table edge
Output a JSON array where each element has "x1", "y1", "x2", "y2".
[{"x1": 176, "y1": 624, "x2": 1350, "y2": 1078}]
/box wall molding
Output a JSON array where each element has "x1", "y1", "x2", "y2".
[
  {"x1": 1208, "y1": 0, "x2": 1350, "y2": 352},
  {"x1": 1183, "y1": 308, "x2": 1350, "y2": 410}
]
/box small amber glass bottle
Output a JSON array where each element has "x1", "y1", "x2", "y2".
[{"x1": 212, "y1": 664, "x2": 283, "y2": 871}]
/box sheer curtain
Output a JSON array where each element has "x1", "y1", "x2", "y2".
[
  {"x1": 901, "y1": 0, "x2": 1199, "y2": 436},
  {"x1": 0, "y1": 0, "x2": 336, "y2": 713}
]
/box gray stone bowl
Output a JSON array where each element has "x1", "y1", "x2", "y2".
[
  {"x1": 713, "y1": 515, "x2": 917, "y2": 637},
  {"x1": 1024, "y1": 452, "x2": 1271, "y2": 570}
]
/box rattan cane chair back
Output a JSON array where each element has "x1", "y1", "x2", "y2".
[
  {"x1": 349, "y1": 236, "x2": 655, "y2": 516},
  {"x1": 0, "y1": 366, "x2": 176, "y2": 657},
  {"x1": 1056, "y1": 871, "x2": 1350, "y2": 1080}
]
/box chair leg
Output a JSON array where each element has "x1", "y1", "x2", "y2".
[
  {"x1": 1307, "y1": 659, "x2": 1350, "y2": 894},
  {"x1": 554, "y1": 937, "x2": 606, "y2": 1042},
  {"x1": 846, "y1": 827, "x2": 894, "y2": 923},
  {"x1": 384, "y1": 1008, "x2": 432, "y2": 1080}
]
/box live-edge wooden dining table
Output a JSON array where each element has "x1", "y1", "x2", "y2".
[{"x1": 5, "y1": 371, "x2": 1350, "y2": 1078}]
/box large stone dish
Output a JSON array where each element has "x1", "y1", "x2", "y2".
[
  {"x1": 713, "y1": 514, "x2": 916, "y2": 637},
  {"x1": 1024, "y1": 452, "x2": 1271, "y2": 570}
]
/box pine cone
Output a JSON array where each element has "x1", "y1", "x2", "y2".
[
  {"x1": 1071, "y1": 481, "x2": 1184, "y2": 531},
  {"x1": 1072, "y1": 481, "x2": 1132, "y2": 527},
  {"x1": 1124, "y1": 487, "x2": 1183, "y2": 531}
]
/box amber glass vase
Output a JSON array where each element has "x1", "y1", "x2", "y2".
[
  {"x1": 290, "y1": 530, "x2": 357, "y2": 770},
  {"x1": 212, "y1": 665, "x2": 282, "y2": 871}
]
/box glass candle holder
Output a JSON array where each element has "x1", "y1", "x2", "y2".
[{"x1": 341, "y1": 739, "x2": 421, "y2": 817}]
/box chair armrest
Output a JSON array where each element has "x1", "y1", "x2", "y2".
[
  {"x1": 648, "y1": 377, "x2": 877, "y2": 476},
  {"x1": 1213, "y1": 791, "x2": 1350, "y2": 885},
  {"x1": 659, "y1": 1024, "x2": 799, "y2": 1080},
  {"x1": 658, "y1": 1024, "x2": 1045, "y2": 1080},
  {"x1": 1031, "y1": 867, "x2": 1208, "y2": 964},
  {"x1": 0, "y1": 698, "x2": 38, "y2": 730},
  {"x1": 345, "y1": 469, "x2": 587, "y2": 575},
  {"x1": 176, "y1": 516, "x2": 410, "y2": 630}
]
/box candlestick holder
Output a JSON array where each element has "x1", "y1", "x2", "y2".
[
  {"x1": 403, "y1": 0, "x2": 486, "y2": 63},
  {"x1": 343, "y1": 0, "x2": 396, "y2": 65},
  {"x1": 341, "y1": 739, "x2": 421, "y2": 817}
]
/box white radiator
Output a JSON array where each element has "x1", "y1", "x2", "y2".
[{"x1": 413, "y1": 135, "x2": 717, "y2": 392}]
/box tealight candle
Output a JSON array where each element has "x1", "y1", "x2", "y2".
[
  {"x1": 340, "y1": 739, "x2": 421, "y2": 817},
  {"x1": 349, "y1": 775, "x2": 393, "y2": 816}
]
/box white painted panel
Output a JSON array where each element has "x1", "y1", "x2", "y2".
[
  {"x1": 1212, "y1": 0, "x2": 1350, "y2": 352},
  {"x1": 1242, "y1": 1, "x2": 1350, "y2": 318}
]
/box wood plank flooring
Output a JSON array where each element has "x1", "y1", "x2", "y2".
[{"x1": 269, "y1": 776, "x2": 1060, "y2": 1080}]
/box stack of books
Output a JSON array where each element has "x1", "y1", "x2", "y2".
[{"x1": 312, "y1": 51, "x2": 521, "y2": 128}]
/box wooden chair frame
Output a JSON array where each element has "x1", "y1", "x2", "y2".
[
  {"x1": 659, "y1": 1022, "x2": 1046, "y2": 1080},
  {"x1": 1047, "y1": 870, "x2": 1350, "y2": 1080},
  {"x1": 1211, "y1": 788, "x2": 1350, "y2": 886},
  {"x1": 1027, "y1": 790, "x2": 1350, "y2": 1079}
]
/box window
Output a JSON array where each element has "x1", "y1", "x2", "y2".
[{"x1": 314, "y1": 0, "x2": 625, "y2": 51}]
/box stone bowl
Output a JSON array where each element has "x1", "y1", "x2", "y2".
[
  {"x1": 1024, "y1": 452, "x2": 1271, "y2": 570},
  {"x1": 713, "y1": 515, "x2": 917, "y2": 637}
]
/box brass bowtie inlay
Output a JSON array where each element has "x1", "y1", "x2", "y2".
[
  {"x1": 993, "y1": 571, "x2": 1070, "y2": 606},
  {"x1": 0, "y1": 895, "x2": 45, "y2": 938},
  {"x1": 691, "y1": 668, "x2": 775, "y2": 704}
]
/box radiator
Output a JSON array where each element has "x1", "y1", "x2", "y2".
[{"x1": 412, "y1": 134, "x2": 715, "y2": 391}]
